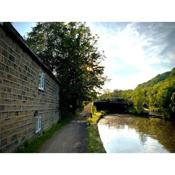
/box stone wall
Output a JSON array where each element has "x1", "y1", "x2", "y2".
[{"x1": 0, "y1": 26, "x2": 60, "y2": 152}]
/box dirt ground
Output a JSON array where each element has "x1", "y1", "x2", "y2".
[
  {"x1": 39, "y1": 104, "x2": 93, "y2": 153},
  {"x1": 40, "y1": 119, "x2": 88, "y2": 153}
]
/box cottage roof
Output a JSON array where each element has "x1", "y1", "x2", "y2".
[{"x1": 0, "y1": 22, "x2": 61, "y2": 85}]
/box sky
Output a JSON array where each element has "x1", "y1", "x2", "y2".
[
  {"x1": 12, "y1": 22, "x2": 175, "y2": 91},
  {"x1": 12, "y1": 22, "x2": 36, "y2": 38}
]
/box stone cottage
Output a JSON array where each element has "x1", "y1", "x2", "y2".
[{"x1": 0, "y1": 23, "x2": 60, "y2": 152}]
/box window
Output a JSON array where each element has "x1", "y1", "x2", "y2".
[
  {"x1": 35, "y1": 116, "x2": 42, "y2": 133},
  {"x1": 38, "y1": 72, "x2": 45, "y2": 91}
]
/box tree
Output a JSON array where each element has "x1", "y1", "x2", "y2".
[
  {"x1": 170, "y1": 92, "x2": 175, "y2": 114},
  {"x1": 26, "y1": 22, "x2": 106, "y2": 114},
  {"x1": 131, "y1": 88, "x2": 145, "y2": 114}
]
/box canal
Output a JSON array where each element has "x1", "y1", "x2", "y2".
[{"x1": 98, "y1": 114, "x2": 175, "y2": 153}]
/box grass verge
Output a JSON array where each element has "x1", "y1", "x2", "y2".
[
  {"x1": 88, "y1": 124, "x2": 105, "y2": 153},
  {"x1": 87, "y1": 104, "x2": 106, "y2": 124},
  {"x1": 87, "y1": 103, "x2": 106, "y2": 153},
  {"x1": 16, "y1": 116, "x2": 72, "y2": 153}
]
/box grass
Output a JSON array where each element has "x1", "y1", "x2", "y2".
[
  {"x1": 87, "y1": 124, "x2": 105, "y2": 153},
  {"x1": 87, "y1": 103, "x2": 106, "y2": 153},
  {"x1": 87, "y1": 111, "x2": 103, "y2": 124},
  {"x1": 87, "y1": 104, "x2": 106, "y2": 124},
  {"x1": 16, "y1": 116, "x2": 72, "y2": 153}
]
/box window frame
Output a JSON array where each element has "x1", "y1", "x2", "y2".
[
  {"x1": 35, "y1": 116, "x2": 42, "y2": 133},
  {"x1": 38, "y1": 72, "x2": 45, "y2": 91}
]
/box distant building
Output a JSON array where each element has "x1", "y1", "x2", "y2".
[{"x1": 0, "y1": 23, "x2": 60, "y2": 152}]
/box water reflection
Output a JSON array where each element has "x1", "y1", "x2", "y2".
[{"x1": 98, "y1": 114, "x2": 175, "y2": 153}]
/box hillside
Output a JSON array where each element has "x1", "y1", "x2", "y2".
[
  {"x1": 131, "y1": 67, "x2": 175, "y2": 118},
  {"x1": 99, "y1": 67, "x2": 175, "y2": 119},
  {"x1": 138, "y1": 67, "x2": 175, "y2": 88}
]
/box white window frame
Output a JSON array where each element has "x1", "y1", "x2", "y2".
[
  {"x1": 38, "y1": 72, "x2": 45, "y2": 91},
  {"x1": 35, "y1": 116, "x2": 42, "y2": 133}
]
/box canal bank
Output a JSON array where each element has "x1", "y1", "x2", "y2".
[
  {"x1": 86, "y1": 103, "x2": 106, "y2": 153},
  {"x1": 88, "y1": 124, "x2": 106, "y2": 153}
]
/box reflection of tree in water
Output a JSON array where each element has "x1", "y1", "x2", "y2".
[
  {"x1": 106, "y1": 122, "x2": 125, "y2": 129},
  {"x1": 110, "y1": 124, "x2": 125, "y2": 129},
  {"x1": 130, "y1": 118, "x2": 175, "y2": 152},
  {"x1": 138, "y1": 132, "x2": 147, "y2": 145},
  {"x1": 101, "y1": 117, "x2": 127, "y2": 129},
  {"x1": 101, "y1": 115, "x2": 175, "y2": 152}
]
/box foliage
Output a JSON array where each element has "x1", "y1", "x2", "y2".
[
  {"x1": 26, "y1": 22, "x2": 106, "y2": 114},
  {"x1": 131, "y1": 88, "x2": 145, "y2": 114},
  {"x1": 98, "y1": 89, "x2": 133, "y2": 101},
  {"x1": 133, "y1": 68, "x2": 175, "y2": 118},
  {"x1": 87, "y1": 104, "x2": 105, "y2": 124},
  {"x1": 170, "y1": 92, "x2": 175, "y2": 116},
  {"x1": 98, "y1": 67, "x2": 175, "y2": 119}
]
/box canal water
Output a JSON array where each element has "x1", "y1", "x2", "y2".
[{"x1": 98, "y1": 114, "x2": 175, "y2": 153}]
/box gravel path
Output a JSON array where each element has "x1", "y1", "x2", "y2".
[{"x1": 39, "y1": 119, "x2": 88, "y2": 153}]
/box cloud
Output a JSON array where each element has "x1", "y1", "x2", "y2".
[
  {"x1": 87, "y1": 22, "x2": 175, "y2": 90},
  {"x1": 136, "y1": 22, "x2": 175, "y2": 66},
  {"x1": 13, "y1": 22, "x2": 175, "y2": 90}
]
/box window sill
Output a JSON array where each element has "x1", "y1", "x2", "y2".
[
  {"x1": 38, "y1": 88, "x2": 45, "y2": 92},
  {"x1": 35, "y1": 129, "x2": 41, "y2": 134}
]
